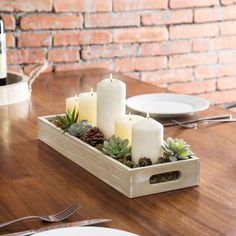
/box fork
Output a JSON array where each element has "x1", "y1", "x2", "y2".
[
  {"x1": 0, "y1": 202, "x2": 80, "y2": 229},
  {"x1": 171, "y1": 119, "x2": 197, "y2": 129}
]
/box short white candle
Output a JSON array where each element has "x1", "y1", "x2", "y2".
[
  {"x1": 79, "y1": 88, "x2": 97, "y2": 125},
  {"x1": 132, "y1": 113, "x2": 164, "y2": 164},
  {"x1": 97, "y1": 74, "x2": 126, "y2": 138},
  {"x1": 115, "y1": 113, "x2": 143, "y2": 145},
  {"x1": 66, "y1": 95, "x2": 79, "y2": 114}
]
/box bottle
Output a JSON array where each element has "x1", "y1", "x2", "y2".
[{"x1": 0, "y1": 16, "x2": 7, "y2": 86}]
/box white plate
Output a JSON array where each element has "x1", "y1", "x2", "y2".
[
  {"x1": 126, "y1": 93, "x2": 209, "y2": 117},
  {"x1": 34, "y1": 226, "x2": 138, "y2": 236}
]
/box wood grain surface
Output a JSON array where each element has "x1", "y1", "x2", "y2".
[{"x1": 0, "y1": 69, "x2": 235, "y2": 236}]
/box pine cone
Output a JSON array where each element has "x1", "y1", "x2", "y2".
[
  {"x1": 138, "y1": 157, "x2": 152, "y2": 167},
  {"x1": 82, "y1": 127, "x2": 105, "y2": 147}
]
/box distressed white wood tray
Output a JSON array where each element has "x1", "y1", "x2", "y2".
[{"x1": 38, "y1": 115, "x2": 200, "y2": 198}]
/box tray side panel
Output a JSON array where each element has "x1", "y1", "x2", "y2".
[
  {"x1": 130, "y1": 158, "x2": 200, "y2": 198},
  {"x1": 38, "y1": 117, "x2": 132, "y2": 197}
]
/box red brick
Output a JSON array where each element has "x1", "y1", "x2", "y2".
[
  {"x1": 48, "y1": 49, "x2": 78, "y2": 63},
  {"x1": 54, "y1": 31, "x2": 111, "y2": 46},
  {"x1": 170, "y1": 23, "x2": 218, "y2": 39},
  {"x1": 8, "y1": 65, "x2": 22, "y2": 73},
  {"x1": 220, "y1": 21, "x2": 236, "y2": 35},
  {"x1": 216, "y1": 64, "x2": 236, "y2": 77},
  {"x1": 114, "y1": 56, "x2": 167, "y2": 72},
  {"x1": 140, "y1": 40, "x2": 191, "y2": 56},
  {"x1": 219, "y1": 51, "x2": 236, "y2": 64},
  {"x1": 81, "y1": 44, "x2": 137, "y2": 60},
  {"x1": 195, "y1": 66, "x2": 216, "y2": 79},
  {"x1": 142, "y1": 9, "x2": 192, "y2": 26},
  {"x1": 168, "y1": 80, "x2": 216, "y2": 94},
  {"x1": 195, "y1": 64, "x2": 236, "y2": 79},
  {"x1": 7, "y1": 49, "x2": 45, "y2": 65},
  {"x1": 169, "y1": 52, "x2": 217, "y2": 69},
  {"x1": 54, "y1": 61, "x2": 111, "y2": 72},
  {"x1": 2, "y1": 15, "x2": 15, "y2": 30},
  {"x1": 113, "y1": 27, "x2": 168, "y2": 43},
  {"x1": 200, "y1": 90, "x2": 236, "y2": 104},
  {"x1": 85, "y1": 13, "x2": 140, "y2": 28},
  {"x1": 113, "y1": 0, "x2": 167, "y2": 11},
  {"x1": 54, "y1": 0, "x2": 111, "y2": 12},
  {"x1": 0, "y1": 0, "x2": 52, "y2": 12},
  {"x1": 142, "y1": 68, "x2": 193, "y2": 84},
  {"x1": 195, "y1": 5, "x2": 236, "y2": 23},
  {"x1": 221, "y1": 0, "x2": 236, "y2": 5},
  {"x1": 123, "y1": 72, "x2": 140, "y2": 80},
  {"x1": 20, "y1": 15, "x2": 83, "y2": 30},
  {"x1": 6, "y1": 32, "x2": 15, "y2": 48},
  {"x1": 170, "y1": 0, "x2": 219, "y2": 9},
  {"x1": 193, "y1": 36, "x2": 236, "y2": 52},
  {"x1": 217, "y1": 77, "x2": 236, "y2": 90},
  {"x1": 18, "y1": 33, "x2": 50, "y2": 47}
]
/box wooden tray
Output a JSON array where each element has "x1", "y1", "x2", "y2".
[{"x1": 38, "y1": 115, "x2": 200, "y2": 198}]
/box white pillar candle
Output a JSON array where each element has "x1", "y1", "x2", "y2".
[
  {"x1": 132, "y1": 114, "x2": 164, "y2": 164},
  {"x1": 97, "y1": 74, "x2": 126, "y2": 138},
  {"x1": 79, "y1": 88, "x2": 97, "y2": 125},
  {"x1": 66, "y1": 95, "x2": 79, "y2": 114},
  {"x1": 115, "y1": 113, "x2": 143, "y2": 145}
]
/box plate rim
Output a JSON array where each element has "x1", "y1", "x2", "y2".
[
  {"x1": 126, "y1": 93, "x2": 209, "y2": 116},
  {"x1": 34, "y1": 226, "x2": 138, "y2": 236}
]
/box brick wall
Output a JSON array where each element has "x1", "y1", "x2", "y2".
[{"x1": 1, "y1": 0, "x2": 236, "y2": 105}]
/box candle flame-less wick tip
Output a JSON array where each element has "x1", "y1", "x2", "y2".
[
  {"x1": 110, "y1": 73, "x2": 113, "y2": 81},
  {"x1": 90, "y1": 88, "x2": 93, "y2": 96},
  {"x1": 146, "y1": 112, "x2": 150, "y2": 119}
]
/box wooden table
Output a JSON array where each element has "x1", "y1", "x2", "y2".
[{"x1": 0, "y1": 69, "x2": 235, "y2": 236}]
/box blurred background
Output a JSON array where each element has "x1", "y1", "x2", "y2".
[{"x1": 1, "y1": 0, "x2": 236, "y2": 107}]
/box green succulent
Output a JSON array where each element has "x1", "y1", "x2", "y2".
[
  {"x1": 68, "y1": 120, "x2": 92, "y2": 138},
  {"x1": 102, "y1": 136, "x2": 131, "y2": 159},
  {"x1": 56, "y1": 108, "x2": 79, "y2": 131},
  {"x1": 162, "y1": 137, "x2": 194, "y2": 162}
]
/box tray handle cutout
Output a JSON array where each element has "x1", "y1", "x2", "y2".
[{"x1": 149, "y1": 170, "x2": 182, "y2": 184}]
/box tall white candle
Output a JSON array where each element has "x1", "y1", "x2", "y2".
[
  {"x1": 115, "y1": 113, "x2": 143, "y2": 145},
  {"x1": 132, "y1": 114, "x2": 163, "y2": 164},
  {"x1": 97, "y1": 74, "x2": 126, "y2": 138},
  {"x1": 79, "y1": 88, "x2": 97, "y2": 125},
  {"x1": 66, "y1": 95, "x2": 79, "y2": 114}
]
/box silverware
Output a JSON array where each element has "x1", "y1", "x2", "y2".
[
  {"x1": 171, "y1": 118, "x2": 236, "y2": 129},
  {"x1": 171, "y1": 119, "x2": 197, "y2": 129},
  {"x1": 203, "y1": 119, "x2": 236, "y2": 123},
  {"x1": 164, "y1": 114, "x2": 232, "y2": 127},
  {"x1": 0, "y1": 202, "x2": 80, "y2": 229},
  {"x1": 4, "y1": 219, "x2": 111, "y2": 236}
]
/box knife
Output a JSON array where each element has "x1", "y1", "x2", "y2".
[{"x1": 4, "y1": 219, "x2": 111, "y2": 236}]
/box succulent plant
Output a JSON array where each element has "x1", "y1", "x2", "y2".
[
  {"x1": 162, "y1": 137, "x2": 194, "y2": 162},
  {"x1": 102, "y1": 136, "x2": 131, "y2": 159},
  {"x1": 56, "y1": 108, "x2": 79, "y2": 131},
  {"x1": 68, "y1": 120, "x2": 92, "y2": 138}
]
